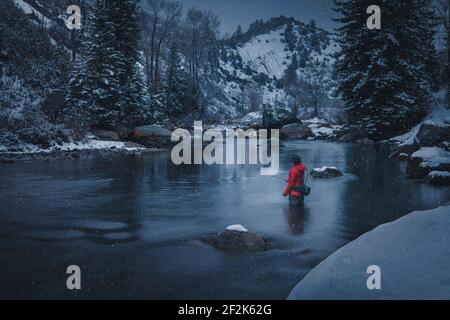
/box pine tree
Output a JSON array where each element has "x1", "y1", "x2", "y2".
[
  {"x1": 284, "y1": 22, "x2": 297, "y2": 51},
  {"x1": 66, "y1": 0, "x2": 122, "y2": 130},
  {"x1": 66, "y1": 0, "x2": 146, "y2": 130},
  {"x1": 110, "y1": 0, "x2": 144, "y2": 125},
  {"x1": 283, "y1": 53, "x2": 299, "y2": 87},
  {"x1": 164, "y1": 42, "x2": 187, "y2": 117},
  {"x1": 334, "y1": 0, "x2": 438, "y2": 140}
]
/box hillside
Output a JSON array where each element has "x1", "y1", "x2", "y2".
[{"x1": 216, "y1": 17, "x2": 339, "y2": 119}]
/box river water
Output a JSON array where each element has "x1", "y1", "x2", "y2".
[{"x1": 0, "y1": 141, "x2": 448, "y2": 299}]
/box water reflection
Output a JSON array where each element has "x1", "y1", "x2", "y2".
[{"x1": 284, "y1": 204, "x2": 309, "y2": 235}]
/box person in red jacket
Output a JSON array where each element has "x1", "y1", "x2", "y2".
[{"x1": 283, "y1": 155, "x2": 307, "y2": 206}]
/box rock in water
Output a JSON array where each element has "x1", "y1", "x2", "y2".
[
  {"x1": 389, "y1": 142, "x2": 420, "y2": 159},
  {"x1": 281, "y1": 123, "x2": 314, "y2": 140},
  {"x1": 206, "y1": 229, "x2": 268, "y2": 252},
  {"x1": 310, "y1": 167, "x2": 343, "y2": 178},
  {"x1": 407, "y1": 147, "x2": 450, "y2": 179},
  {"x1": 425, "y1": 171, "x2": 450, "y2": 186}
]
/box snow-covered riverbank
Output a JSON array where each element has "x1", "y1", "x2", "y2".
[
  {"x1": 0, "y1": 137, "x2": 157, "y2": 164},
  {"x1": 288, "y1": 204, "x2": 450, "y2": 300}
]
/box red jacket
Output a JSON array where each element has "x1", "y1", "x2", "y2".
[{"x1": 284, "y1": 163, "x2": 307, "y2": 197}]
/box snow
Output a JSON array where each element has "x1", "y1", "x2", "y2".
[
  {"x1": 312, "y1": 166, "x2": 338, "y2": 172},
  {"x1": 288, "y1": 205, "x2": 450, "y2": 300},
  {"x1": 238, "y1": 28, "x2": 288, "y2": 79},
  {"x1": 412, "y1": 147, "x2": 450, "y2": 161},
  {"x1": 311, "y1": 126, "x2": 334, "y2": 136},
  {"x1": 226, "y1": 225, "x2": 249, "y2": 233},
  {"x1": 428, "y1": 171, "x2": 450, "y2": 178},
  {"x1": 1, "y1": 137, "x2": 147, "y2": 155},
  {"x1": 13, "y1": 0, "x2": 54, "y2": 29}
]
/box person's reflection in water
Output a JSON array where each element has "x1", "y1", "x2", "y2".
[{"x1": 284, "y1": 203, "x2": 308, "y2": 235}]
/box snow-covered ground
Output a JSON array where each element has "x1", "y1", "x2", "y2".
[
  {"x1": 288, "y1": 205, "x2": 450, "y2": 300},
  {"x1": 0, "y1": 136, "x2": 147, "y2": 155}
]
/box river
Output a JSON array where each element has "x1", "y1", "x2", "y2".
[{"x1": 0, "y1": 141, "x2": 448, "y2": 299}]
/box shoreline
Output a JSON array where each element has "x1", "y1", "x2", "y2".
[{"x1": 0, "y1": 144, "x2": 166, "y2": 164}]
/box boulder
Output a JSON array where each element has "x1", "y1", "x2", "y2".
[
  {"x1": 389, "y1": 142, "x2": 420, "y2": 159},
  {"x1": 337, "y1": 128, "x2": 367, "y2": 143},
  {"x1": 425, "y1": 171, "x2": 450, "y2": 186},
  {"x1": 407, "y1": 147, "x2": 450, "y2": 179},
  {"x1": 311, "y1": 167, "x2": 343, "y2": 178},
  {"x1": 205, "y1": 227, "x2": 268, "y2": 252},
  {"x1": 93, "y1": 130, "x2": 120, "y2": 142},
  {"x1": 132, "y1": 124, "x2": 171, "y2": 138},
  {"x1": 281, "y1": 123, "x2": 314, "y2": 140},
  {"x1": 398, "y1": 153, "x2": 409, "y2": 161},
  {"x1": 415, "y1": 121, "x2": 450, "y2": 147},
  {"x1": 115, "y1": 125, "x2": 129, "y2": 140},
  {"x1": 41, "y1": 89, "x2": 65, "y2": 123}
]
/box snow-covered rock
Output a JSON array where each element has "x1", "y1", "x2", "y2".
[
  {"x1": 310, "y1": 167, "x2": 343, "y2": 178},
  {"x1": 425, "y1": 171, "x2": 450, "y2": 186},
  {"x1": 407, "y1": 147, "x2": 450, "y2": 178},
  {"x1": 288, "y1": 205, "x2": 450, "y2": 300},
  {"x1": 415, "y1": 121, "x2": 450, "y2": 147}
]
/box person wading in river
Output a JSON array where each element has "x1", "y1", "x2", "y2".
[{"x1": 283, "y1": 155, "x2": 307, "y2": 206}]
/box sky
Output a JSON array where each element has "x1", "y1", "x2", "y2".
[{"x1": 180, "y1": 0, "x2": 337, "y2": 35}]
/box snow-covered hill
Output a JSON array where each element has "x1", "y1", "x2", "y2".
[{"x1": 215, "y1": 17, "x2": 339, "y2": 118}]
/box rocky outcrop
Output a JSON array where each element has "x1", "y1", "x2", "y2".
[
  {"x1": 281, "y1": 123, "x2": 314, "y2": 140},
  {"x1": 205, "y1": 227, "x2": 268, "y2": 252},
  {"x1": 415, "y1": 121, "x2": 450, "y2": 147},
  {"x1": 310, "y1": 167, "x2": 343, "y2": 178}
]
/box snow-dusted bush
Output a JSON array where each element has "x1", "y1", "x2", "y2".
[{"x1": 0, "y1": 76, "x2": 70, "y2": 150}]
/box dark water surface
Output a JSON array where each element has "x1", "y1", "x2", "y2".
[{"x1": 0, "y1": 141, "x2": 449, "y2": 299}]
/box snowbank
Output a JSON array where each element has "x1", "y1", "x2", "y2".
[
  {"x1": 1, "y1": 137, "x2": 147, "y2": 155},
  {"x1": 288, "y1": 205, "x2": 450, "y2": 300}
]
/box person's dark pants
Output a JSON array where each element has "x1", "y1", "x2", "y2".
[{"x1": 289, "y1": 195, "x2": 304, "y2": 206}]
